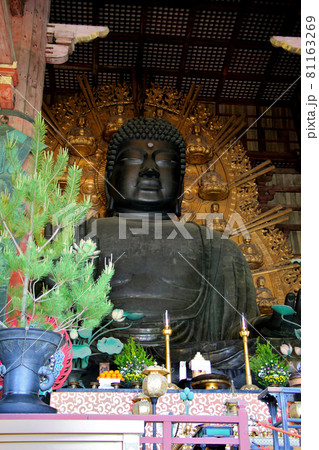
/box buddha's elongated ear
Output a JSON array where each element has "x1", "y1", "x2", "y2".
[
  {"x1": 107, "y1": 195, "x2": 114, "y2": 214},
  {"x1": 175, "y1": 177, "x2": 184, "y2": 217},
  {"x1": 105, "y1": 174, "x2": 115, "y2": 214}
]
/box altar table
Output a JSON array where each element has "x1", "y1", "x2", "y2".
[{"x1": 50, "y1": 388, "x2": 271, "y2": 435}]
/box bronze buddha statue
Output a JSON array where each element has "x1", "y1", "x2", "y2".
[{"x1": 87, "y1": 117, "x2": 261, "y2": 364}]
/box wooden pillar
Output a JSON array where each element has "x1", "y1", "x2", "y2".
[
  {"x1": 7, "y1": 0, "x2": 51, "y2": 136},
  {"x1": 0, "y1": 0, "x2": 19, "y2": 109}
]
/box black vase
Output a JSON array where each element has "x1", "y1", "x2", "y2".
[{"x1": 0, "y1": 327, "x2": 64, "y2": 413}]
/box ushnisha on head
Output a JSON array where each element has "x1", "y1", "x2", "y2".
[{"x1": 105, "y1": 117, "x2": 186, "y2": 216}]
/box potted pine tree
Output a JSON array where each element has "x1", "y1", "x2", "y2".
[{"x1": 0, "y1": 116, "x2": 114, "y2": 413}]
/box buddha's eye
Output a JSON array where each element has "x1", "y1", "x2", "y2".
[
  {"x1": 116, "y1": 150, "x2": 144, "y2": 164},
  {"x1": 155, "y1": 153, "x2": 179, "y2": 167},
  {"x1": 118, "y1": 157, "x2": 143, "y2": 164}
]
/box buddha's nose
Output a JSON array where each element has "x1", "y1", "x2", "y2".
[{"x1": 139, "y1": 158, "x2": 160, "y2": 178}]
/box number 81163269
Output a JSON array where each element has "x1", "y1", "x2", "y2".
[{"x1": 306, "y1": 16, "x2": 316, "y2": 79}]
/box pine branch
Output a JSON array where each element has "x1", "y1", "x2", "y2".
[
  {"x1": 0, "y1": 212, "x2": 24, "y2": 256},
  {"x1": 37, "y1": 225, "x2": 61, "y2": 252}
]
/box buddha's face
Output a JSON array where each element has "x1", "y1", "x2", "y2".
[
  {"x1": 257, "y1": 277, "x2": 265, "y2": 288},
  {"x1": 78, "y1": 116, "x2": 86, "y2": 127},
  {"x1": 108, "y1": 138, "x2": 181, "y2": 213}
]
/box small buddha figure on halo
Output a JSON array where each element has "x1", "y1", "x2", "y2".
[
  {"x1": 67, "y1": 115, "x2": 96, "y2": 157},
  {"x1": 198, "y1": 167, "x2": 229, "y2": 201},
  {"x1": 239, "y1": 234, "x2": 263, "y2": 270},
  {"x1": 206, "y1": 202, "x2": 227, "y2": 233},
  {"x1": 103, "y1": 104, "x2": 128, "y2": 142},
  {"x1": 153, "y1": 108, "x2": 165, "y2": 119},
  {"x1": 185, "y1": 123, "x2": 212, "y2": 164},
  {"x1": 255, "y1": 276, "x2": 276, "y2": 314}
]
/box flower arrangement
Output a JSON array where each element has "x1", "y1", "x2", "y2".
[
  {"x1": 114, "y1": 337, "x2": 155, "y2": 385},
  {"x1": 250, "y1": 338, "x2": 290, "y2": 387}
]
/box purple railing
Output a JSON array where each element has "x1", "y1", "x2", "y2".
[
  {"x1": 0, "y1": 400, "x2": 250, "y2": 449},
  {"x1": 137, "y1": 400, "x2": 250, "y2": 449}
]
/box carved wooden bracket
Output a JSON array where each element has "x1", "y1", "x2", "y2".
[{"x1": 45, "y1": 24, "x2": 109, "y2": 65}]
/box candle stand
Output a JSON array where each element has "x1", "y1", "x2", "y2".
[{"x1": 239, "y1": 323, "x2": 260, "y2": 391}]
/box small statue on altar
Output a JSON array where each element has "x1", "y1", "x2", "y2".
[
  {"x1": 255, "y1": 276, "x2": 276, "y2": 313},
  {"x1": 206, "y1": 202, "x2": 227, "y2": 233},
  {"x1": 239, "y1": 234, "x2": 264, "y2": 270},
  {"x1": 103, "y1": 104, "x2": 128, "y2": 142},
  {"x1": 67, "y1": 115, "x2": 96, "y2": 156},
  {"x1": 185, "y1": 123, "x2": 212, "y2": 164},
  {"x1": 198, "y1": 167, "x2": 229, "y2": 201}
]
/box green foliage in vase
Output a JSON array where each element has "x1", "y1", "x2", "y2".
[
  {"x1": 0, "y1": 115, "x2": 114, "y2": 331},
  {"x1": 250, "y1": 338, "x2": 290, "y2": 387},
  {"x1": 114, "y1": 337, "x2": 155, "y2": 384}
]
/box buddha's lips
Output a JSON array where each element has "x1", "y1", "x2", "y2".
[{"x1": 137, "y1": 179, "x2": 161, "y2": 190}]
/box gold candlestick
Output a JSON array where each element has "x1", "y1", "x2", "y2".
[
  {"x1": 239, "y1": 325, "x2": 260, "y2": 390},
  {"x1": 162, "y1": 325, "x2": 172, "y2": 385},
  {"x1": 162, "y1": 311, "x2": 179, "y2": 389}
]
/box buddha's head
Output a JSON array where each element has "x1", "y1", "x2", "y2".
[
  {"x1": 256, "y1": 276, "x2": 266, "y2": 288},
  {"x1": 211, "y1": 202, "x2": 220, "y2": 213},
  {"x1": 106, "y1": 117, "x2": 186, "y2": 215}
]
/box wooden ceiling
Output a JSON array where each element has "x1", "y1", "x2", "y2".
[{"x1": 45, "y1": 0, "x2": 301, "y2": 109}]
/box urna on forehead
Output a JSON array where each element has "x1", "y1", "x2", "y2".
[{"x1": 106, "y1": 117, "x2": 186, "y2": 176}]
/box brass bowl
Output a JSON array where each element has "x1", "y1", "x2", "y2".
[{"x1": 191, "y1": 373, "x2": 231, "y2": 390}]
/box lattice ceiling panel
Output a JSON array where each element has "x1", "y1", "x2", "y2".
[
  {"x1": 98, "y1": 72, "x2": 131, "y2": 85},
  {"x1": 191, "y1": 9, "x2": 238, "y2": 40},
  {"x1": 180, "y1": 78, "x2": 220, "y2": 97},
  {"x1": 221, "y1": 79, "x2": 262, "y2": 100},
  {"x1": 151, "y1": 75, "x2": 179, "y2": 88},
  {"x1": 142, "y1": 43, "x2": 184, "y2": 70},
  {"x1": 261, "y1": 81, "x2": 297, "y2": 101},
  {"x1": 49, "y1": 0, "x2": 94, "y2": 25},
  {"x1": 228, "y1": 49, "x2": 272, "y2": 75},
  {"x1": 238, "y1": 12, "x2": 285, "y2": 41},
  {"x1": 46, "y1": 0, "x2": 301, "y2": 108},
  {"x1": 270, "y1": 52, "x2": 301, "y2": 78},
  {"x1": 98, "y1": 41, "x2": 139, "y2": 67},
  {"x1": 67, "y1": 42, "x2": 94, "y2": 65},
  {"x1": 185, "y1": 46, "x2": 228, "y2": 72},
  {"x1": 100, "y1": 4, "x2": 142, "y2": 33},
  {"x1": 145, "y1": 7, "x2": 189, "y2": 36},
  {"x1": 54, "y1": 69, "x2": 93, "y2": 91},
  {"x1": 251, "y1": 0, "x2": 299, "y2": 7}
]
